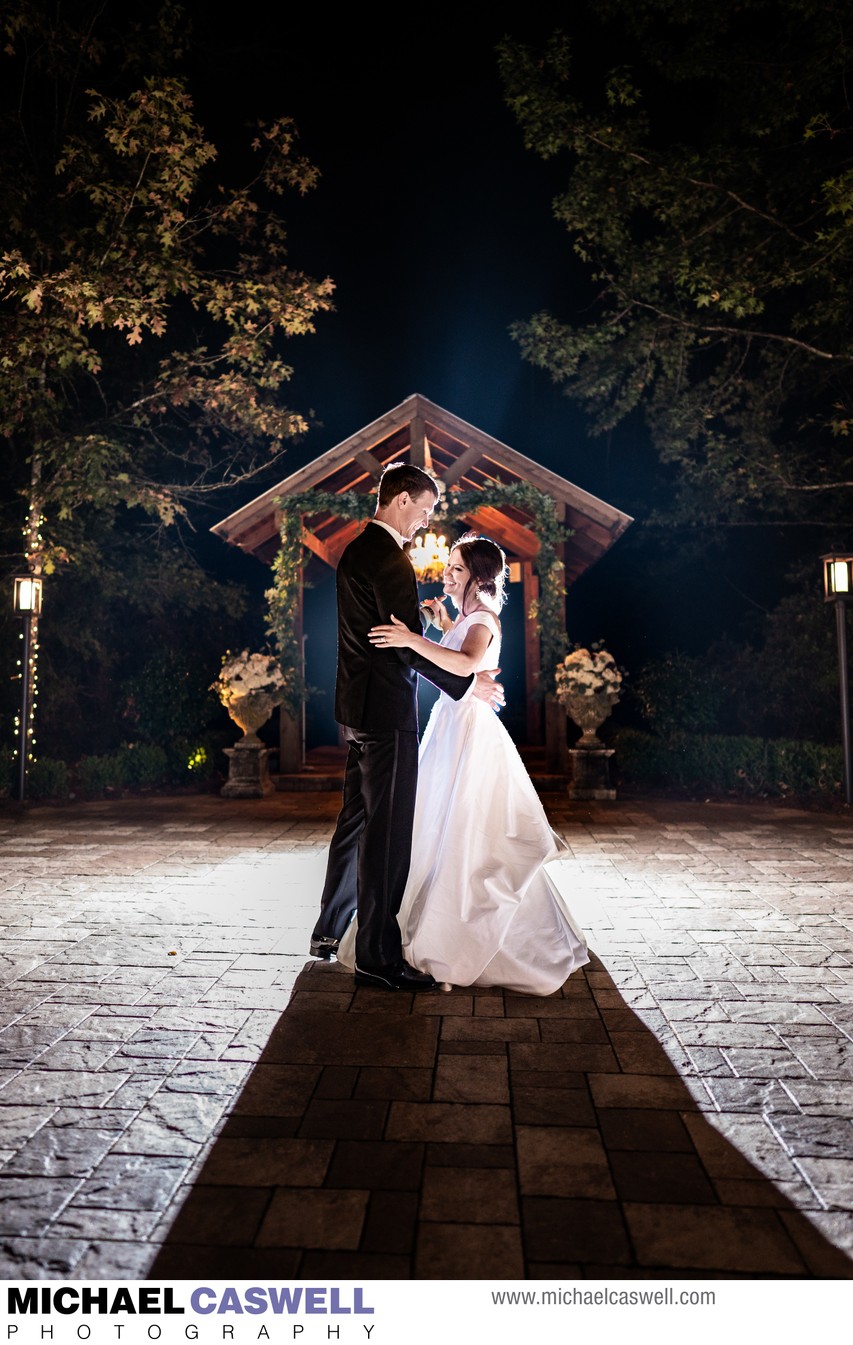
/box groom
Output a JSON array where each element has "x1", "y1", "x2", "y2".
[{"x1": 310, "y1": 461, "x2": 504, "y2": 991}]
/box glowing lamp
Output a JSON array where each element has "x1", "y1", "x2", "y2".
[
  {"x1": 822, "y1": 553, "x2": 853, "y2": 602},
  {"x1": 409, "y1": 531, "x2": 450, "y2": 583},
  {"x1": 13, "y1": 575, "x2": 43, "y2": 615},
  {"x1": 822, "y1": 553, "x2": 853, "y2": 804}
]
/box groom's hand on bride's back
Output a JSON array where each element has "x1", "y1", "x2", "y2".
[{"x1": 472, "y1": 668, "x2": 505, "y2": 711}]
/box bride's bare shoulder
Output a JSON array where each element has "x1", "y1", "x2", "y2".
[{"x1": 470, "y1": 606, "x2": 501, "y2": 636}]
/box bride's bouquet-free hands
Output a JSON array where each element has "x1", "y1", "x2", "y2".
[
  {"x1": 370, "y1": 613, "x2": 506, "y2": 714},
  {"x1": 368, "y1": 613, "x2": 417, "y2": 649},
  {"x1": 418, "y1": 597, "x2": 451, "y2": 631}
]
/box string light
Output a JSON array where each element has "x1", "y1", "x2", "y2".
[{"x1": 11, "y1": 510, "x2": 46, "y2": 779}]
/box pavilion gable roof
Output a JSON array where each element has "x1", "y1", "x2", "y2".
[{"x1": 210, "y1": 393, "x2": 633, "y2": 583}]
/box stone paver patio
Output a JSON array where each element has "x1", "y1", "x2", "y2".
[{"x1": 0, "y1": 788, "x2": 852, "y2": 1278}]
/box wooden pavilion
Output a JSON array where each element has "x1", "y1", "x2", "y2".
[{"x1": 211, "y1": 393, "x2": 633, "y2": 773}]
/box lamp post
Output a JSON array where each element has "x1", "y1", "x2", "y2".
[
  {"x1": 821, "y1": 553, "x2": 853, "y2": 805},
  {"x1": 12, "y1": 575, "x2": 43, "y2": 802}
]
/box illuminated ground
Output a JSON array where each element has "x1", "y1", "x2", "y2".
[{"x1": 0, "y1": 789, "x2": 851, "y2": 1279}]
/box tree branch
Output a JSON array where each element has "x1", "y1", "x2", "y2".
[
  {"x1": 584, "y1": 130, "x2": 807, "y2": 244},
  {"x1": 625, "y1": 294, "x2": 850, "y2": 361}
]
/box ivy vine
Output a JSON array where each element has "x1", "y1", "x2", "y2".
[
  {"x1": 264, "y1": 490, "x2": 373, "y2": 715},
  {"x1": 265, "y1": 482, "x2": 572, "y2": 714}
]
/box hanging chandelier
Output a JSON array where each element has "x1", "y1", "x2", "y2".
[
  {"x1": 406, "y1": 452, "x2": 450, "y2": 581},
  {"x1": 409, "y1": 530, "x2": 450, "y2": 583}
]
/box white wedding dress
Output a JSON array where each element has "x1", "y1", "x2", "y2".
[{"x1": 336, "y1": 611, "x2": 589, "y2": 995}]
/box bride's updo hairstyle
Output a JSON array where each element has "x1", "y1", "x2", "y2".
[{"x1": 452, "y1": 533, "x2": 508, "y2": 613}]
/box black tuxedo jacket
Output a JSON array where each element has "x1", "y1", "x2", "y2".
[{"x1": 334, "y1": 521, "x2": 474, "y2": 732}]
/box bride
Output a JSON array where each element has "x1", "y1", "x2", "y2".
[{"x1": 335, "y1": 533, "x2": 589, "y2": 996}]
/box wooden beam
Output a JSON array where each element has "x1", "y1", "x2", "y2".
[
  {"x1": 326, "y1": 519, "x2": 365, "y2": 565},
  {"x1": 566, "y1": 529, "x2": 610, "y2": 562},
  {"x1": 410, "y1": 415, "x2": 426, "y2": 467},
  {"x1": 301, "y1": 527, "x2": 338, "y2": 570},
  {"x1": 210, "y1": 389, "x2": 633, "y2": 590},
  {"x1": 462, "y1": 505, "x2": 540, "y2": 560},
  {"x1": 276, "y1": 402, "x2": 416, "y2": 488},
  {"x1": 224, "y1": 516, "x2": 280, "y2": 553},
  {"x1": 442, "y1": 443, "x2": 483, "y2": 486},
  {"x1": 211, "y1": 444, "x2": 363, "y2": 541},
  {"x1": 210, "y1": 397, "x2": 420, "y2": 542},
  {"x1": 416, "y1": 393, "x2": 633, "y2": 528},
  {"x1": 352, "y1": 448, "x2": 384, "y2": 479}
]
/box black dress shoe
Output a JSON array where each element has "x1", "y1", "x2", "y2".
[
  {"x1": 309, "y1": 935, "x2": 340, "y2": 960},
  {"x1": 354, "y1": 961, "x2": 438, "y2": 992}
]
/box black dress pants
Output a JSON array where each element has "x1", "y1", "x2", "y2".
[{"x1": 312, "y1": 727, "x2": 419, "y2": 970}]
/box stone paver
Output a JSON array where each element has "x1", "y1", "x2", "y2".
[
  {"x1": 0, "y1": 789, "x2": 852, "y2": 1277},
  {"x1": 0, "y1": 793, "x2": 325, "y2": 1278}
]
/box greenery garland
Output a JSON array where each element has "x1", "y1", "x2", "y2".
[
  {"x1": 265, "y1": 490, "x2": 373, "y2": 715},
  {"x1": 265, "y1": 482, "x2": 572, "y2": 714}
]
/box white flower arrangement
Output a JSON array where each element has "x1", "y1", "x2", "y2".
[
  {"x1": 210, "y1": 649, "x2": 288, "y2": 708},
  {"x1": 555, "y1": 642, "x2": 624, "y2": 703}
]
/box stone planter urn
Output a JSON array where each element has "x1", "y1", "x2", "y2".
[
  {"x1": 561, "y1": 692, "x2": 618, "y2": 750},
  {"x1": 561, "y1": 692, "x2": 619, "y2": 800},
  {"x1": 211, "y1": 650, "x2": 290, "y2": 800},
  {"x1": 226, "y1": 691, "x2": 278, "y2": 746},
  {"x1": 221, "y1": 691, "x2": 279, "y2": 798},
  {"x1": 555, "y1": 646, "x2": 624, "y2": 801}
]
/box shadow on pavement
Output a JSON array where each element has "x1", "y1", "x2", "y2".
[{"x1": 149, "y1": 954, "x2": 853, "y2": 1280}]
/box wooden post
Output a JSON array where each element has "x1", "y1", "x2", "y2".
[
  {"x1": 279, "y1": 709, "x2": 303, "y2": 775},
  {"x1": 279, "y1": 570, "x2": 304, "y2": 773},
  {"x1": 522, "y1": 562, "x2": 543, "y2": 744},
  {"x1": 555, "y1": 501, "x2": 568, "y2": 632},
  {"x1": 546, "y1": 501, "x2": 570, "y2": 774},
  {"x1": 546, "y1": 696, "x2": 569, "y2": 775}
]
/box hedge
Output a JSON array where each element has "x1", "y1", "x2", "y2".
[
  {"x1": 0, "y1": 735, "x2": 223, "y2": 800},
  {"x1": 613, "y1": 729, "x2": 843, "y2": 798}
]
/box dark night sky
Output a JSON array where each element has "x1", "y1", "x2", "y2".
[
  {"x1": 194, "y1": 7, "x2": 605, "y2": 473},
  {"x1": 182, "y1": 7, "x2": 645, "y2": 742},
  {"x1": 181, "y1": 6, "x2": 770, "y2": 744}
]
